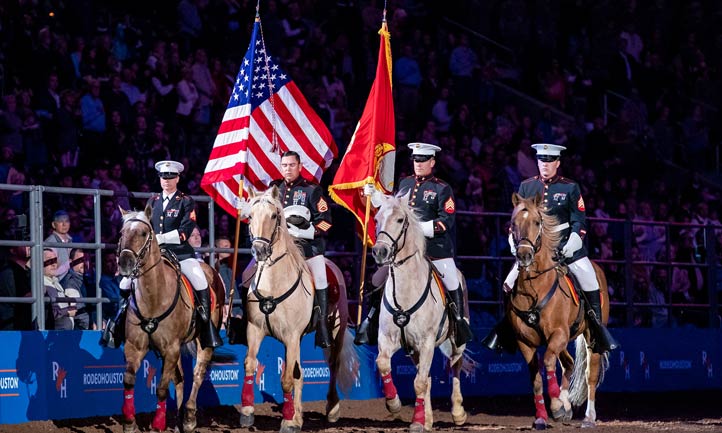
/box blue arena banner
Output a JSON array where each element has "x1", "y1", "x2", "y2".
[{"x1": 0, "y1": 328, "x2": 719, "y2": 424}]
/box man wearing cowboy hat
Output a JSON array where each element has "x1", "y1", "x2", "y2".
[
  {"x1": 101, "y1": 160, "x2": 223, "y2": 349},
  {"x1": 356, "y1": 142, "x2": 473, "y2": 347},
  {"x1": 482, "y1": 143, "x2": 618, "y2": 354}
]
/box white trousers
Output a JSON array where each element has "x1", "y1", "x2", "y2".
[
  {"x1": 120, "y1": 258, "x2": 208, "y2": 293},
  {"x1": 306, "y1": 255, "x2": 328, "y2": 291},
  {"x1": 504, "y1": 256, "x2": 599, "y2": 292},
  {"x1": 432, "y1": 257, "x2": 460, "y2": 291}
]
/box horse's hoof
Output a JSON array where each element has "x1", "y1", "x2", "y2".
[
  {"x1": 551, "y1": 406, "x2": 566, "y2": 422},
  {"x1": 386, "y1": 395, "x2": 402, "y2": 414},
  {"x1": 326, "y1": 402, "x2": 340, "y2": 423},
  {"x1": 409, "y1": 422, "x2": 430, "y2": 433},
  {"x1": 279, "y1": 425, "x2": 301, "y2": 433},
  {"x1": 182, "y1": 420, "x2": 197, "y2": 433},
  {"x1": 451, "y1": 409, "x2": 467, "y2": 426},
  {"x1": 239, "y1": 412, "x2": 255, "y2": 428},
  {"x1": 123, "y1": 421, "x2": 138, "y2": 433},
  {"x1": 561, "y1": 407, "x2": 573, "y2": 422},
  {"x1": 581, "y1": 417, "x2": 597, "y2": 428},
  {"x1": 533, "y1": 417, "x2": 548, "y2": 430}
]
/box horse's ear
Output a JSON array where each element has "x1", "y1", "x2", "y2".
[
  {"x1": 511, "y1": 192, "x2": 522, "y2": 207},
  {"x1": 248, "y1": 188, "x2": 256, "y2": 199},
  {"x1": 533, "y1": 193, "x2": 543, "y2": 207},
  {"x1": 119, "y1": 206, "x2": 129, "y2": 216},
  {"x1": 144, "y1": 203, "x2": 152, "y2": 220},
  {"x1": 399, "y1": 189, "x2": 411, "y2": 207},
  {"x1": 270, "y1": 185, "x2": 279, "y2": 201}
]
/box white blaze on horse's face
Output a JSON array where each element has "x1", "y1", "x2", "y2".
[
  {"x1": 249, "y1": 198, "x2": 279, "y2": 262},
  {"x1": 512, "y1": 205, "x2": 542, "y2": 269}
]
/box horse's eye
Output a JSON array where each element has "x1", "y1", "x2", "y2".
[
  {"x1": 396, "y1": 218, "x2": 403, "y2": 223},
  {"x1": 271, "y1": 213, "x2": 277, "y2": 219}
]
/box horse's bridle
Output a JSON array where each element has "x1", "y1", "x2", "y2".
[
  {"x1": 249, "y1": 199, "x2": 284, "y2": 264},
  {"x1": 376, "y1": 215, "x2": 415, "y2": 265},
  {"x1": 513, "y1": 208, "x2": 544, "y2": 257},
  {"x1": 118, "y1": 218, "x2": 162, "y2": 278}
]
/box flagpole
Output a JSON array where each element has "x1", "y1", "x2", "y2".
[
  {"x1": 356, "y1": 192, "x2": 372, "y2": 327},
  {"x1": 226, "y1": 177, "x2": 244, "y2": 329}
]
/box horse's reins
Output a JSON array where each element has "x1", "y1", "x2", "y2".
[
  {"x1": 247, "y1": 199, "x2": 308, "y2": 337},
  {"x1": 118, "y1": 217, "x2": 182, "y2": 335},
  {"x1": 378, "y1": 215, "x2": 451, "y2": 353},
  {"x1": 509, "y1": 209, "x2": 583, "y2": 342}
]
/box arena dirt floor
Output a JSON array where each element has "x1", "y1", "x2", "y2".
[{"x1": 2, "y1": 391, "x2": 721, "y2": 432}]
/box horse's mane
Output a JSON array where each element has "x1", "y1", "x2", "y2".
[
  {"x1": 381, "y1": 192, "x2": 426, "y2": 256},
  {"x1": 250, "y1": 191, "x2": 308, "y2": 271},
  {"x1": 513, "y1": 197, "x2": 562, "y2": 253}
]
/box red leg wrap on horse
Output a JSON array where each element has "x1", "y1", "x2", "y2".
[
  {"x1": 534, "y1": 395, "x2": 548, "y2": 419},
  {"x1": 546, "y1": 370, "x2": 560, "y2": 399},
  {"x1": 151, "y1": 400, "x2": 166, "y2": 432},
  {"x1": 282, "y1": 392, "x2": 295, "y2": 420},
  {"x1": 412, "y1": 398, "x2": 425, "y2": 425},
  {"x1": 381, "y1": 373, "x2": 397, "y2": 400},
  {"x1": 241, "y1": 375, "x2": 255, "y2": 407},
  {"x1": 122, "y1": 389, "x2": 135, "y2": 421}
]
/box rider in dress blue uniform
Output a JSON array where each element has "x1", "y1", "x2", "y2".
[
  {"x1": 101, "y1": 160, "x2": 222, "y2": 349},
  {"x1": 482, "y1": 143, "x2": 618, "y2": 354},
  {"x1": 355, "y1": 142, "x2": 473, "y2": 347}
]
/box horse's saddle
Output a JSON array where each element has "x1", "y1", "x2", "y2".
[{"x1": 160, "y1": 249, "x2": 217, "y2": 311}]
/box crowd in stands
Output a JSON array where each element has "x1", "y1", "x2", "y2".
[{"x1": 1, "y1": 0, "x2": 721, "y2": 330}]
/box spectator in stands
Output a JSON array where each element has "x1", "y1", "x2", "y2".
[
  {"x1": 99, "y1": 251, "x2": 122, "y2": 326},
  {"x1": 63, "y1": 248, "x2": 91, "y2": 330},
  {"x1": 43, "y1": 248, "x2": 75, "y2": 330},
  {"x1": 0, "y1": 95, "x2": 23, "y2": 156},
  {"x1": 0, "y1": 245, "x2": 33, "y2": 330},
  {"x1": 45, "y1": 210, "x2": 74, "y2": 281},
  {"x1": 79, "y1": 79, "x2": 106, "y2": 165}
]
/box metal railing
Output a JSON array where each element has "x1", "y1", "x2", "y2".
[{"x1": 1, "y1": 185, "x2": 720, "y2": 330}]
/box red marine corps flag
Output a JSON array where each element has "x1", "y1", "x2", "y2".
[
  {"x1": 328, "y1": 19, "x2": 395, "y2": 246},
  {"x1": 201, "y1": 14, "x2": 337, "y2": 215}
]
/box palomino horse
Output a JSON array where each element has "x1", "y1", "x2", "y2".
[
  {"x1": 116, "y1": 208, "x2": 226, "y2": 433},
  {"x1": 508, "y1": 193, "x2": 610, "y2": 429},
  {"x1": 371, "y1": 193, "x2": 470, "y2": 433},
  {"x1": 240, "y1": 187, "x2": 359, "y2": 433}
]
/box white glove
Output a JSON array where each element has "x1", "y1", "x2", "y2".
[
  {"x1": 288, "y1": 224, "x2": 315, "y2": 240},
  {"x1": 561, "y1": 232, "x2": 583, "y2": 258},
  {"x1": 421, "y1": 220, "x2": 434, "y2": 238},
  {"x1": 508, "y1": 232, "x2": 516, "y2": 256},
  {"x1": 156, "y1": 230, "x2": 180, "y2": 245},
  {"x1": 156, "y1": 232, "x2": 167, "y2": 245},
  {"x1": 234, "y1": 197, "x2": 252, "y2": 218},
  {"x1": 363, "y1": 183, "x2": 376, "y2": 196}
]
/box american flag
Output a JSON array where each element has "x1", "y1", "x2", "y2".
[{"x1": 201, "y1": 16, "x2": 337, "y2": 216}]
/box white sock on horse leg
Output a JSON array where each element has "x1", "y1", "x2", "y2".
[{"x1": 585, "y1": 399, "x2": 596, "y2": 420}]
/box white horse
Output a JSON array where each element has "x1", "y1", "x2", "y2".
[{"x1": 371, "y1": 193, "x2": 471, "y2": 433}]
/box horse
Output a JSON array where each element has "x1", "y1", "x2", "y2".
[
  {"x1": 507, "y1": 193, "x2": 610, "y2": 429},
  {"x1": 116, "y1": 208, "x2": 226, "y2": 433},
  {"x1": 239, "y1": 186, "x2": 359, "y2": 433},
  {"x1": 371, "y1": 193, "x2": 471, "y2": 433}
]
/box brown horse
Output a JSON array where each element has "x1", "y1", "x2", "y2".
[
  {"x1": 239, "y1": 187, "x2": 359, "y2": 433},
  {"x1": 508, "y1": 193, "x2": 609, "y2": 429},
  {"x1": 116, "y1": 208, "x2": 225, "y2": 433}
]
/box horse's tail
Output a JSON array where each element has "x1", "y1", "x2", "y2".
[
  {"x1": 439, "y1": 340, "x2": 478, "y2": 376},
  {"x1": 568, "y1": 334, "x2": 609, "y2": 407},
  {"x1": 328, "y1": 328, "x2": 359, "y2": 396}
]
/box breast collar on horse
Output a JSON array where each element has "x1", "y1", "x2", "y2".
[
  {"x1": 377, "y1": 216, "x2": 447, "y2": 353},
  {"x1": 118, "y1": 218, "x2": 183, "y2": 336},
  {"x1": 510, "y1": 256, "x2": 584, "y2": 344},
  {"x1": 248, "y1": 200, "x2": 308, "y2": 337}
]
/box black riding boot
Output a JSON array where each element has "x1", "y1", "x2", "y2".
[
  {"x1": 585, "y1": 289, "x2": 619, "y2": 354},
  {"x1": 100, "y1": 289, "x2": 131, "y2": 348},
  {"x1": 195, "y1": 288, "x2": 223, "y2": 349},
  {"x1": 448, "y1": 287, "x2": 473, "y2": 346},
  {"x1": 314, "y1": 289, "x2": 332, "y2": 348},
  {"x1": 481, "y1": 317, "x2": 518, "y2": 354},
  {"x1": 354, "y1": 288, "x2": 382, "y2": 346}
]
